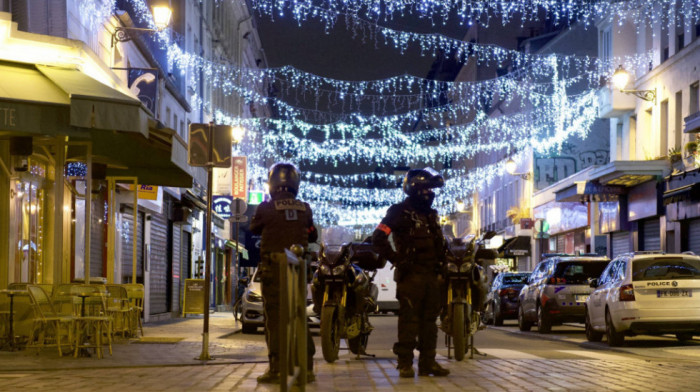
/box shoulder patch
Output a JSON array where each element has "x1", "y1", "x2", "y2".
[{"x1": 274, "y1": 199, "x2": 307, "y2": 211}]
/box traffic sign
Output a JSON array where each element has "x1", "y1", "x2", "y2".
[
  {"x1": 231, "y1": 214, "x2": 248, "y2": 223},
  {"x1": 232, "y1": 197, "x2": 247, "y2": 215}
]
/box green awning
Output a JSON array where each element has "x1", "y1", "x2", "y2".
[
  {"x1": 36, "y1": 64, "x2": 149, "y2": 136},
  {"x1": 225, "y1": 240, "x2": 249, "y2": 260},
  {"x1": 0, "y1": 61, "x2": 149, "y2": 137}
]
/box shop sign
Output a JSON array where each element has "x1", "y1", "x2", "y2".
[
  {"x1": 232, "y1": 156, "x2": 247, "y2": 199},
  {"x1": 129, "y1": 184, "x2": 159, "y2": 200},
  {"x1": 248, "y1": 190, "x2": 264, "y2": 205},
  {"x1": 0, "y1": 106, "x2": 17, "y2": 129},
  {"x1": 212, "y1": 196, "x2": 233, "y2": 219},
  {"x1": 128, "y1": 68, "x2": 159, "y2": 114}
]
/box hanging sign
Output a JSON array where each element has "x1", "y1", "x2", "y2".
[
  {"x1": 128, "y1": 184, "x2": 159, "y2": 200},
  {"x1": 213, "y1": 196, "x2": 233, "y2": 219},
  {"x1": 232, "y1": 156, "x2": 247, "y2": 199}
]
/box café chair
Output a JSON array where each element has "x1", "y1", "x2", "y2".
[
  {"x1": 26, "y1": 285, "x2": 74, "y2": 356},
  {"x1": 105, "y1": 285, "x2": 132, "y2": 338},
  {"x1": 123, "y1": 284, "x2": 145, "y2": 338},
  {"x1": 71, "y1": 285, "x2": 112, "y2": 358}
]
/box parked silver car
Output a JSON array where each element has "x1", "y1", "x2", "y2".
[
  {"x1": 518, "y1": 254, "x2": 610, "y2": 333},
  {"x1": 240, "y1": 269, "x2": 320, "y2": 334}
]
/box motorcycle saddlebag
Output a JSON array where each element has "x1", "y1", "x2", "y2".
[
  {"x1": 470, "y1": 264, "x2": 489, "y2": 312},
  {"x1": 349, "y1": 242, "x2": 387, "y2": 271}
]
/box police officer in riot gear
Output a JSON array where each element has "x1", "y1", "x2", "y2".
[
  {"x1": 372, "y1": 168, "x2": 450, "y2": 378},
  {"x1": 250, "y1": 162, "x2": 318, "y2": 384}
]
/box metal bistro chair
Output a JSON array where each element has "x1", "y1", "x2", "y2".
[
  {"x1": 105, "y1": 285, "x2": 132, "y2": 338},
  {"x1": 26, "y1": 285, "x2": 75, "y2": 356},
  {"x1": 123, "y1": 284, "x2": 145, "y2": 338},
  {"x1": 71, "y1": 285, "x2": 112, "y2": 358}
]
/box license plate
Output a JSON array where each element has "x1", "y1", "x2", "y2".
[
  {"x1": 657, "y1": 289, "x2": 692, "y2": 298},
  {"x1": 575, "y1": 295, "x2": 589, "y2": 303}
]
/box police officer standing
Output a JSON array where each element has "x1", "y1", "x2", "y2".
[
  {"x1": 250, "y1": 163, "x2": 318, "y2": 384},
  {"x1": 372, "y1": 168, "x2": 450, "y2": 378}
]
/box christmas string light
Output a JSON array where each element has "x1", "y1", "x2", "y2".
[{"x1": 250, "y1": 0, "x2": 700, "y2": 30}]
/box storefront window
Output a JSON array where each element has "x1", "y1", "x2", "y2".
[{"x1": 11, "y1": 156, "x2": 47, "y2": 284}]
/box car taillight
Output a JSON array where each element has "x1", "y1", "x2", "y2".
[
  {"x1": 499, "y1": 288, "x2": 516, "y2": 297},
  {"x1": 619, "y1": 284, "x2": 635, "y2": 301},
  {"x1": 549, "y1": 277, "x2": 566, "y2": 284}
]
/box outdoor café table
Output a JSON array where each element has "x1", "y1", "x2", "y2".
[
  {"x1": 73, "y1": 291, "x2": 108, "y2": 358},
  {"x1": 0, "y1": 289, "x2": 29, "y2": 351}
]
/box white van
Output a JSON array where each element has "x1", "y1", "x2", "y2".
[{"x1": 373, "y1": 264, "x2": 399, "y2": 313}]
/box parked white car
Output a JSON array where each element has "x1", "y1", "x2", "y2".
[{"x1": 585, "y1": 251, "x2": 700, "y2": 346}]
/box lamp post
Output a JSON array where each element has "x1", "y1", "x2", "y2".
[
  {"x1": 611, "y1": 65, "x2": 657, "y2": 104},
  {"x1": 111, "y1": 0, "x2": 173, "y2": 47}
]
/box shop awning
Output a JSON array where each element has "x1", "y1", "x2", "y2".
[
  {"x1": 498, "y1": 236, "x2": 531, "y2": 257},
  {"x1": 663, "y1": 183, "x2": 700, "y2": 205},
  {"x1": 83, "y1": 121, "x2": 192, "y2": 187},
  {"x1": 0, "y1": 61, "x2": 148, "y2": 136},
  {"x1": 225, "y1": 240, "x2": 249, "y2": 260},
  {"x1": 588, "y1": 160, "x2": 669, "y2": 187}
]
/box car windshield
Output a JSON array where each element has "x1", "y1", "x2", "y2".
[
  {"x1": 632, "y1": 257, "x2": 700, "y2": 281},
  {"x1": 553, "y1": 260, "x2": 609, "y2": 284},
  {"x1": 502, "y1": 274, "x2": 529, "y2": 284}
]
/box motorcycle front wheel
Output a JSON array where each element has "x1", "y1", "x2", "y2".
[
  {"x1": 452, "y1": 303, "x2": 466, "y2": 361},
  {"x1": 321, "y1": 305, "x2": 341, "y2": 362}
]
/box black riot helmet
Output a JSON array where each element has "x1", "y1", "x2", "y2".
[
  {"x1": 403, "y1": 167, "x2": 444, "y2": 209},
  {"x1": 402, "y1": 167, "x2": 444, "y2": 196},
  {"x1": 268, "y1": 162, "x2": 301, "y2": 197}
]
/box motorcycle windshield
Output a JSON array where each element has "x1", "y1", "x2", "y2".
[
  {"x1": 323, "y1": 245, "x2": 346, "y2": 265},
  {"x1": 321, "y1": 225, "x2": 355, "y2": 246}
]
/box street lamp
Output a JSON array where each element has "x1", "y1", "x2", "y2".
[
  {"x1": 505, "y1": 158, "x2": 532, "y2": 180},
  {"x1": 611, "y1": 65, "x2": 657, "y2": 104},
  {"x1": 111, "y1": 0, "x2": 173, "y2": 47},
  {"x1": 231, "y1": 125, "x2": 246, "y2": 144}
]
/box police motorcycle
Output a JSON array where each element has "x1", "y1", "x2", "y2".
[
  {"x1": 312, "y1": 227, "x2": 384, "y2": 363},
  {"x1": 441, "y1": 231, "x2": 496, "y2": 361}
]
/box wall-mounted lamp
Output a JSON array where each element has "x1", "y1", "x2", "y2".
[
  {"x1": 111, "y1": 1, "x2": 172, "y2": 47},
  {"x1": 231, "y1": 125, "x2": 246, "y2": 144},
  {"x1": 611, "y1": 65, "x2": 656, "y2": 104},
  {"x1": 505, "y1": 158, "x2": 532, "y2": 180}
]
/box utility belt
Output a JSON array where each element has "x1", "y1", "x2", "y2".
[{"x1": 394, "y1": 258, "x2": 440, "y2": 282}]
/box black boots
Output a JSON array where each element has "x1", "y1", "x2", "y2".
[
  {"x1": 397, "y1": 358, "x2": 415, "y2": 378},
  {"x1": 257, "y1": 358, "x2": 280, "y2": 384},
  {"x1": 418, "y1": 359, "x2": 450, "y2": 377}
]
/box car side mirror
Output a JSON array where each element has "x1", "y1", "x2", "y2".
[{"x1": 589, "y1": 278, "x2": 598, "y2": 288}]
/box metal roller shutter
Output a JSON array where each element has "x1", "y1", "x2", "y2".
[
  {"x1": 611, "y1": 232, "x2": 630, "y2": 258},
  {"x1": 120, "y1": 208, "x2": 144, "y2": 283},
  {"x1": 149, "y1": 212, "x2": 168, "y2": 315},
  {"x1": 171, "y1": 223, "x2": 181, "y2": 314},
  {"x1": 641, "y1": 218, "x2": 661, "y2": 251},
  {"x1": 688, "y1": 219, "x2": 700, "y2": 255},
  {"x1": 556, "y1": 235, "x2": 565, "y2": 253}
]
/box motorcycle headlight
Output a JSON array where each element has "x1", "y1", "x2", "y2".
[
  {"x1": 246, "y1": 291, "x2": 263, "y2": 303},
  {"x1": 332, "y1": 264, "x2": 346, "y2": 275},
  {"x1": 446, "y1": 263, "x2": 458, "y2": 273},
  {"x1": 320, "y1": 264, "x2": 331, "y2": 275},
  {"x1": 459, "y1": 263, "x2": 471, "y2": 273}
]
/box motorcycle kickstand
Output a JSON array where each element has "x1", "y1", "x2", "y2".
[
  {"x1": 445, "y1": 334, "x2": 452, "y2": 360},
  {"x1": 469, "y1": 335, "x2": 487, "y2": 359}
]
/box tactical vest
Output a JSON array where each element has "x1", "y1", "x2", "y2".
[
  {"x1": 258, "y1": 198, "x2": 311, "y2": 254},
  {"x1": 400, "y1": 209, "x2": 441, "y2": 264}
]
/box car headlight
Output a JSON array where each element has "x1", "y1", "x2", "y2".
[
  {"x1": 246, "y1": 291, "x2": 263, "y2": 303},
  {"x1": 459, "y1": 263, "x2": 471, "y2": 273},
  {"x1": 332, "y1": 264, "x2": 346, "y2": 275},
  {"x1": 446, "y1": 263, "x2": 458, "y2": 273},
  {"x1": 320, "y1": 264, "x2": 331, "y2": 275}
]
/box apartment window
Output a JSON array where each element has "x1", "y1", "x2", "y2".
[
  {"x1": 661, "y1": 13, "x2": 669, "y2": 62},
  {"x1": 180, "y1": 120, "x2": 185, "y2": 139},
  {"x1": 691, "y1": 83, "x2": 699, "y2": 114},
  {"x1": 599, "y1": 28, "x2": 612, "y2": 62},
  {"x1": 173, "y1": 114, "x2": 178, "y2": 131},
  {"x1": 165, "y1": 107, "x2": 171, "y2": 126},
  {"x1": 675, "y1": 91, "x2": 682, "y2": 150},
  {"x1": 677, "y1": 32, "x2": 685, "y2": 51},
  {"x1": 695, "y1": 23, "x2": 700, "y2": 40}
]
